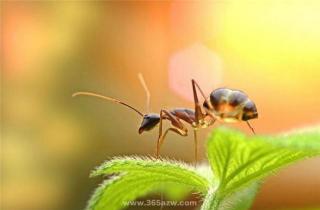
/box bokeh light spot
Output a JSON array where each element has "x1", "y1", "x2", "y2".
[{"x1": 169, "y1": 43, "x2": 223, "y2": 101}]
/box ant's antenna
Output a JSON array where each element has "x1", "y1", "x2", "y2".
[
  {"x1": 138, "y1": 73, "x2": 151, "y2": 113},
  {"x1": 72, "y1": 91, "x2": 144, "y2": 117}
]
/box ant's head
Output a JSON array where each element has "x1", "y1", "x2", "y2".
[
  {"x1": 138, "y1": 113, "x2": 160, "y2": 134},
  {"x1": 137, "y1": 74, "x2": 161, "y2": 134}
]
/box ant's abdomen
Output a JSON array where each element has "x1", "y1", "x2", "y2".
[{"x1": 209, "y1": 88, "x2": 252, "y2": 122}]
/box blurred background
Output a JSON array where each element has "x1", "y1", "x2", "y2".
[{"x1": 1, "y1": 1, "x2": 320, "y2": 210}]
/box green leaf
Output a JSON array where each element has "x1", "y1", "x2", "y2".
[
  {"x1": 86, "y1": 156, "x2": 210, "y2": 210},
  {"x1": 86, "y1": 126, "x2": 320, "y2": 210},
  {"x1": 206, "y1": 126, "x2": 320, "y2": 208}
]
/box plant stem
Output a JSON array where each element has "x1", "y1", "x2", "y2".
[{"x1": 200, "y1": 187, "x2": 220, "y2": 210}]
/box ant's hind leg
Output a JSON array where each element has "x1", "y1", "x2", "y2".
[
  {"x1": 246, "y1": 121, "x2": 256, "y2": 134},
  {"x1": 191, "y1": 79, "x2": 213, "y2": 124}
]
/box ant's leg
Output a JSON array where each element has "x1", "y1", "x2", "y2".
[
  {"x1": 159, "y1": 127, "x2": 187, "y2": 147},
  {"x1": 156, "y1": 126, "x2": 186, "y2": 210},
  {"x1": 156, "y1": 110, "x2": 187, "y2": 158},
  {"x1": 191, "y1": 80, "x2": 204, "y2": 124},
  {"x1": 162, "y1": 110, "x2": 187, "y2": 130},
  {"x1": 191, "y1": 80, "x2": 211, "y2": 124},
  {"x1": 246, "y1": 121, "x2": 256, "y2": 134},
  {"x1": 191, "y1": 80, "x2": 217, "y2": 164},
  {"x1": 156, "y1": 127, "x2": 187, "y2": 158},
  {"x1": 209, "y1": 118, "x2": 217, "y2": 127},
  {"x1": 193, "y1": 119, "x2": 216, "y2": 165},
  {"x1": 156, "y1": 110, "x2": 165, "y2": 158},
  {"x1": 163, "y1": 108, "x2": 204, "y2": 164},
  {"x1": 193, "y1": 130, "x2": 198, "y2": 165},
  {"x1": 192, "y1": 79, "x2": 213, "y2": 109}
]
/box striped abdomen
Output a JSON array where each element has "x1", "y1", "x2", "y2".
[{"x1": 206, "y1": 88, "x2": 258, "y2": 122}]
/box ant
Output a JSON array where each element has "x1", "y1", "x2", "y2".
[{"x1": 72, "y1": 74, "x2": 258, "y2": 163}]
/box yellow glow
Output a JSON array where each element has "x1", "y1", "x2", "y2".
[
  {"x1": 218, "y1": 1, "x2": 320, "y2": 56},
  {"x1": 214, "y1": 1, "x2": 320, "y2": 85}
]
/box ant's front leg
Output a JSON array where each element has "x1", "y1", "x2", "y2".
[
  {"x1": 156, "y1": 109, "x2": 187, "y2": 158},
  {"x1": 157, "y1": 127, "x2": 187, "y2": 157}
]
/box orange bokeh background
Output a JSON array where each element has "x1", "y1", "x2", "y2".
[{"x1": 1, "y1": 1, "x2": 320, "y2": 210}]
